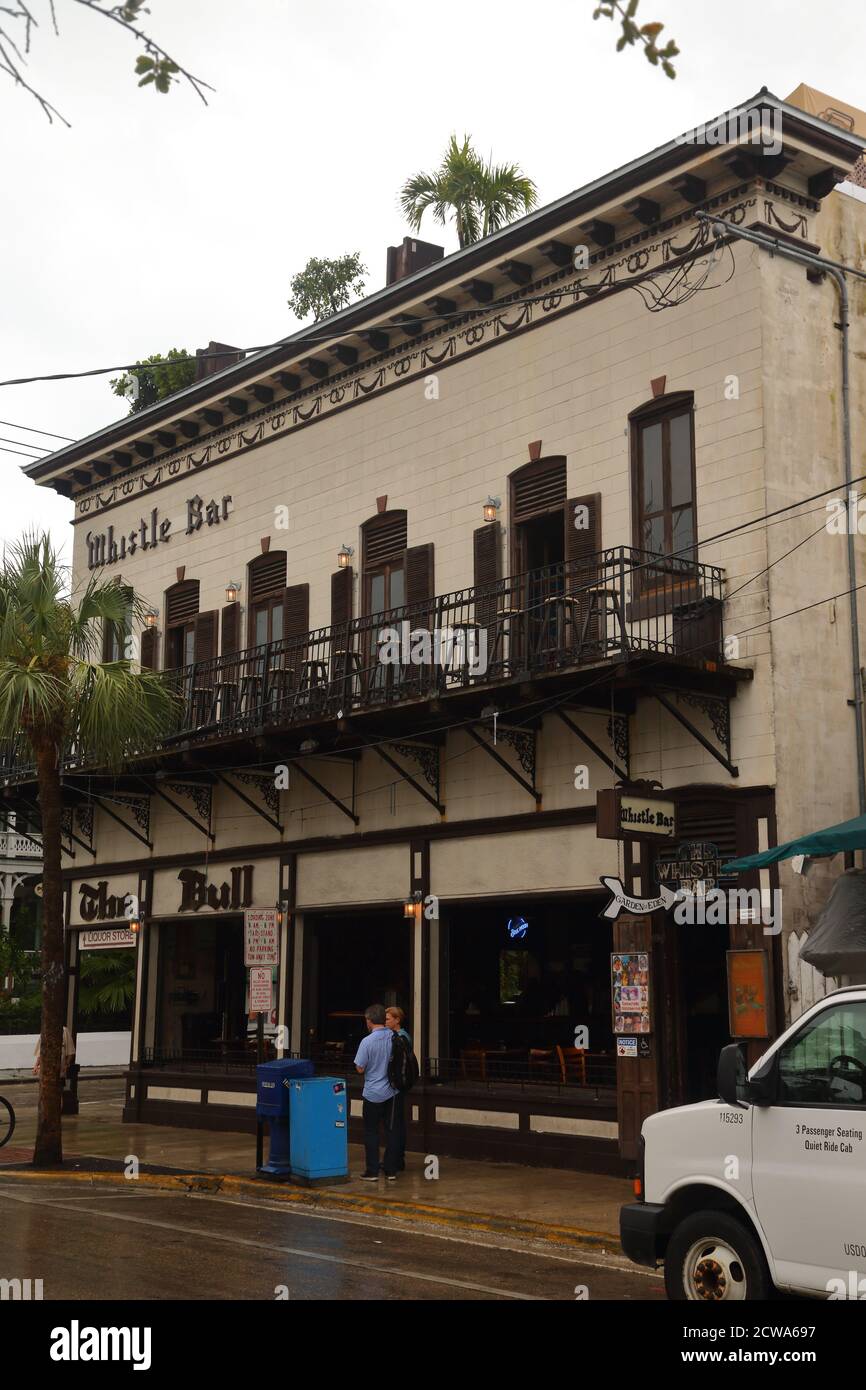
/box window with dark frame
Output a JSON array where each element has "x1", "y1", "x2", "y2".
[
  {"x1": 361, "y1": 510, "x2": 407, "y2": 617},
  {"x1": 631, "y1": 394, "x2": 696, "y2": 579},
  {"x1": 164, "y1": 579, "x2": 200, "y2": 669},
  {"x1": 101, "y1": 586, "x2": 133, "y2": 663},
  {"x1": 247, "y1": 551, "x2": 287, "y2": 648}
]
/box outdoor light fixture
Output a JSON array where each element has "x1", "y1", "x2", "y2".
[
  {"x1": 143, "y1": 608, "x2": 159, "y2": 629},
  {"x1": 128, "y1": 915, "x2": 141, "y2": 934},
  {"x1": 225, "y1": 580, "x2": 241, "y2": 604},
  {"x1": 275, "y1": 899, "x2": 290, "y2": 927},
  {"x1": 337, "y1": 545, "x2": 354, "y2": 569},
  {"x1": 403, "y1": 891, "x2": 423, "y2": 921},
  {"x1": 483, "y1": 496, "x2": 501, "y2": 522}
]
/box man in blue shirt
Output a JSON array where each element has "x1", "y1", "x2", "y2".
[
  {"x1": 354, "y1": 1003, "x2": 400, "y2": 1180},
  {"x1": 386, "y1": 1006, "x2": 411, "y2": 1173}
]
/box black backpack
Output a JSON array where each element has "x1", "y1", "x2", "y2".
[{"x1": 388, "y1": 1031, "x2": 420, "y2": 1092}]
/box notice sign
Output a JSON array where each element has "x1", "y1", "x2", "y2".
[
  {"x1": 80, "y1": 928, "x2": 136, "y2": 949},
  {"x1": 596, "y1": 788, "x2": 677, "y2": 841},
  {"x1": 244, "y1": 908, "x2": 279, "y2": 966},
  {"x1": 249, "y1": 966, "x2": 273, "y2": 1014}
]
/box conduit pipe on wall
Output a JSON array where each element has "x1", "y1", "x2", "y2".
[{"x1": 696, "y1": 211, "x2": 866, "y2": 815}]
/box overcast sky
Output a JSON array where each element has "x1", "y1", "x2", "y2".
[{"x1": 2, "y1": 0, "x2": 863, "y2": 561}]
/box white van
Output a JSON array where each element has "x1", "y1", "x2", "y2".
[{"x1": 620, "y1": 985, "x2": 866, "y2": 1300}]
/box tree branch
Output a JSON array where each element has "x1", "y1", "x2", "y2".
[{"x1": 0, "y1": 0, "x2": 213, "y2": 126}]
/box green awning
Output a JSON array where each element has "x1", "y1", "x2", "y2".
[{"x1": 723, "y1": 812, "x2": 866, "y2": 873}]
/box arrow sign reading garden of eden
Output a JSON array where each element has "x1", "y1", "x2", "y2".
[{"x1": 599, "y1": 876, "x2": 681, "y2": 922}]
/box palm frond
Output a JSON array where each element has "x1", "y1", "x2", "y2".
[{"x1": 69, "y1": 660, "x2": 182, "y2": 768}]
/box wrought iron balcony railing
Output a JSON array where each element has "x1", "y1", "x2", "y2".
[{"x1": 0, "y1": 546, "x2": 724, "y2": 780}]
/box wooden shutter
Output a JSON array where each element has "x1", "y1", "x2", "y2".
[
  {"x1": 363, "y1": 511, "x2": 407, "y2": 569},
  {"x1": 331, "y1": 567, "x2": 353, "y2": 628},
  {"x1": 404, "y1": 543, "x2": 435, "y2": 608},
  {"x1": 511, "y1": 457, "x2": 567, "y2": 522},
  {"x1": 473, "y1": 521, "x2": 501, "y2": 632},
  {"x1": 166, "y1": 580, "x2": 199, "y2": 626},
  {"x1": 221, "y1": 601, "x2": 240, "y2": 656},
  {"x1": 565, "y1": 494, "x2": 602, "y2": 581},
  {"x1": 282, "y1": 584, "x2": 310, "y2": 640},
  {"x1": 249, "y1": 551, "x2": 287, "y2": 602},
  {"x1": 565, "y1": 494, "x2": 602, "y2": 651},
  {"x1": 140, "y1": 628, "x2": 159, "y2": 670},
  {"x1": 193, "y1": 610, "x2": 218, "y2": 663}
]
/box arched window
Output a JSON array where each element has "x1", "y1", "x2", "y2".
[
  {"x1": 247, "y1": 550, "x2": 287, "y2": 647},
  {"x1": 361, "y1": 510, "x2": 408, "y2": 616},
  {"x1": 164, "y1": 579, "x2": 200, "y2": 668},
  {"x1": 630, "y1": 393, "x2": 696, "y2": 564}
]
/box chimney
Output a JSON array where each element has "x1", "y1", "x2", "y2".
[
  {"x1": 194, "y1": 341, "x2": 244, "y2": 382},
  {"x1": 385, "y1": 236, "x2": 445, "y2": 287}
]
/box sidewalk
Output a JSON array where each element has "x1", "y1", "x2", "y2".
[{"x1": 1, "y1": 1079, "x2": 630, "y2": 1252}]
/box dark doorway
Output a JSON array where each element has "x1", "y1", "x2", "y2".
[
  {"x1": 679, "y1": 918, "x2": 730, "y2": 1102},
  {"x1": 156, "y1": 918, "x2": 246, "y2": 1062},
  {"x1": 306, "y1": 910, "x2": 410, "y2": 1062}
]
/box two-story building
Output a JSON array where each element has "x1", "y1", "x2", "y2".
[{"x1": 10, "y1": 86, "x2": 866, "y2": 1173}]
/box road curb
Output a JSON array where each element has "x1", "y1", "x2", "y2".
[{"x1": 0, "y1": 1165, "x2": 622, "y2": 1253}]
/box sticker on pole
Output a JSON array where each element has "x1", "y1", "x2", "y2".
[{"x1": 245, "y1": 908, "x2": 279, "y2": 966}]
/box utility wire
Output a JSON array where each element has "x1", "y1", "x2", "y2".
[{"x1": 0, "y1": 420, "x2": 76, "y2": 441}]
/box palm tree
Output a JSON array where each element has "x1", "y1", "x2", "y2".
[
  {"x1": 400, "y1": 134, "x2": 537, "y2": 249},
  {"x1": 0, "y1": 535, "x2": 179, "y2": 1166}
]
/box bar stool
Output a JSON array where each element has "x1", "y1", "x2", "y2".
[
  {"x1": 498, "y1": 606, "x2": 523, "y2": 676},
  {"x1": 576, "y1": 581, "x2": 627, "y2": 658},
  {"x1": 333, "y1": 648, "x2": 362, "y2": 709}
]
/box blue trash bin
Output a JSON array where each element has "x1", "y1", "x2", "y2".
[
  {"x1": 289, "y1": 1076, "x2": 349, "y2": 1184},
  {"x1": 256, "y1": 1058, "x2": 314, "y2": 1176}
]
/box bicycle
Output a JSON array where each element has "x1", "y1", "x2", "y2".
[{"x1": 0, "y1": 1093, "x2": 15, "y2": 1148}]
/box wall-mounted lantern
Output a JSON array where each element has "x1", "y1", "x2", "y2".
[
  {"x1": 225, "y1": 580, "x2": 241, "y2": 604},
  {"x1": 483, "y1": 496, "x2": 501, "y2": 523},
  {"x1": 337, "y1": 545, "x2": 354, "y2": 569},
  {"x1": 403, "y1": 891, "x2": 423, "y2": 922},
  {"x1": 143, "y1": 608, "x2": 159, "y2": 629}
]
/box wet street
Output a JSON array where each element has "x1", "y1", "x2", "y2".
[{"x1": 0, "y1": 1177, "x2": 662, "y2": 1300}]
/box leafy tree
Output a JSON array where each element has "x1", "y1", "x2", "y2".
[
  {"x1": 0, "y1": 928, "x2": 36, "y2": 1002},
  {"x1": 0, "y1": 536, "x2": 178, "y2": 1165},
  {"x1": 400, "y1": 135, "x2": 537, "y2": 249},
  {"x1": 0, "y1": 0, "x2": 212, "y2": 126},
  {"x1": 288, "y1": 253, "x2": 368, "y2": 324},
  {"x1": 592, "y1": 1, "x2": 679, "y2": 78},
  {"x1": 78, "y1": 948, "x2": 135, "y2": 1017},
  {"x1": 110, "y1": 348, "x2": 197, "y2": 414}
]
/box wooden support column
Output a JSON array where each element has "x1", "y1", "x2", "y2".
[{"x1": 614, "y1": 836, "x2": 662, "y2": 1162}]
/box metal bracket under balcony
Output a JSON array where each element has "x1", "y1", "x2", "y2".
[
  {"x1": 654, "y1": 689, "x2": 737, "y2": 777},
  {"x1": 467, "y1": 724, "x2": 540, "y2": 806},
  {"x1": 86, "y1": 792, "x2": 153, "y2": 850},
  {"x1": 293, "y1": 758, "x2": 358, "y2": 825},
  {"x1": 141, "y1": 777, "x2": 215, "y2": 841},
  {"x1": 214, "y1": 770, "x2": 283, "y2": 834},
  {"x1": 554, "y1": 708, "x2": 630, "y2": 782},
  {"x1": 373, "y1": 742, "x2": 444, "y2": 816}
]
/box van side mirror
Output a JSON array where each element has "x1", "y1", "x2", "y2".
[
  {"x1": 717, "y1": 1043, "x2": 748, "y2": 1106},
  {"x1": 718, "y1": 1042, "x2": 779, "y2": 1107}
]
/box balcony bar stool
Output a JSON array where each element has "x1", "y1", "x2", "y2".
[
  {"x1": 497, "y1": 606, "x2": 522, "y2": 677},
  {"x1": 577, "y1": 581, "x2": 628, "y2": 659},
  {"x1": 333, "y1": 649, "x2": 363, "y2": 709}
]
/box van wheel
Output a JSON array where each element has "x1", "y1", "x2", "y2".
[{"x1": 665, "y1": 1211, "x2": 770, "y2": 1301}]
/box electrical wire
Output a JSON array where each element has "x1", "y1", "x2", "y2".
[{"x1": 0, "y1": 420, "x2": 75, "y2": 441}]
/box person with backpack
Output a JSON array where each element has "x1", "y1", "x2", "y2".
[
  {"x1": 385, "y1": 1006, "x2": 419, "y2": 1173},
  {"x1": 354, "y1": 1003, "x2": 401, "y2": 1181}
]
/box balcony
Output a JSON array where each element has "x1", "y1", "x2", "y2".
[
  {"x1": 0, "y1": 832, "x2": 41, "y2": 859},
  {"x1": 0, "y1": 546, "x2": 743, "y2": 784}
]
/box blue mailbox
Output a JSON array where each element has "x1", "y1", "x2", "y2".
[
  {"x1": 256, "y1": 1058, "x2": 314, "y2": 1176},
  {"x1": 289, "y1": 1076, "x2": 349, "y2": 1184}
]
